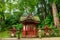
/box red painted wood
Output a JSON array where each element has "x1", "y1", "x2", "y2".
[{"x1": 22, "y1": 24, "x2": 37, "y2": 37}]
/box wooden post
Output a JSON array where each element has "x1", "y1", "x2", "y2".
[
  {"x1": 17, "y1": 29, "x2": 20, "y2": 39},
  {"x1": 22, "y1": 25, "x2": 26, "y2": 37}
]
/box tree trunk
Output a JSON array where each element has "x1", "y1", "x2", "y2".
[{"x1": 52, "y1": 2, "x2": 59, "y2": 27}]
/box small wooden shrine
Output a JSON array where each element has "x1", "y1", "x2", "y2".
[{"x1": 20, "y1": 14, "x2": 40, "y2": 37}]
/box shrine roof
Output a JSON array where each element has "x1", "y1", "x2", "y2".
[{"x1": 20, "y1": 15, "x2": 40, "y2": 22}]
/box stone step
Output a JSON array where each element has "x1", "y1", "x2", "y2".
[{"x1": 21, "y1": 38, "x2": 41, "y2": 40}]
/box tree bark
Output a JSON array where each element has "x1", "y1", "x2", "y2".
[{"x1": 52, "y1": 2, "x2": 59, "y2": 27}]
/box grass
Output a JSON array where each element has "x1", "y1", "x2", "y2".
[
  {"x1": 0, "y1": 31, "x2": 60, "y2": 38},
  {"x1": 0, "y1": 31, "x2": 10, "y2": 38},
  {"x1": 0, "y1": 31, "x2": 22, "y2": 38}
]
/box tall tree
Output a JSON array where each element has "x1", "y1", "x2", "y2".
[{"x1": 52, "y1": 1, "x2": 60, "y2": 27}]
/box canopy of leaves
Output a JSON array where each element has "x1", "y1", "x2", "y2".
[{"x1": 0, "y1": 0, "x2": 60, "y2": 31}]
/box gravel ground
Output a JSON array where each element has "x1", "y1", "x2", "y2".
[{"x1": 1, "y1": 37, "x2": 60, "y2": 40}]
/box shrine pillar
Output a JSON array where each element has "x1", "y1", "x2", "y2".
[
  {"x1": 22, "y1": 25, "x2": 26, "y2": 37},
  {"x1": 33, "y1": 24, "x2": 37, "y2": 37}
]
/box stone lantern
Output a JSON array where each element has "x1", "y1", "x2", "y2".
[
  {"x1": 10, "y1": 26, "x2": 16, "y2": 37},
  {"x1": 42, "y1": 25, "x2": 51, "y2": 36}
]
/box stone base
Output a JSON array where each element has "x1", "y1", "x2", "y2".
[{"x1": 22, "y1": 35, "x2": 38, "y2": 38}]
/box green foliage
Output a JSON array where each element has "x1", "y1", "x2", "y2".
[
  {"x1": 45, "y1": 15, "x2": 54, "y2": 27},
  {"x1": 0, "y1": 15, "x2": 3, "y2": 19},
  {"x1": 1, "y1": 21, "x2": 6, "y2": 31},
  {"x1": 0, "y1": 0, "x2": 5, "y2": 12},
  {"x1": 39, "y1": 14, "x2": 54, "y2": 28},
  {"x1": 18, "y1": 0, "x2": 39, "y2": 13},
  {"x1": 0, "y1": 0, "x2": 60, "y2": 37},
  {"x1": 58, "y1": 12, "x2": 60, "y2": 20},
  {"x1": 39, "y1": 21, "x2": 45, "y2": 28},
  {"x1": 15, "y1": 23, "x2": 23, "y2": 30}
]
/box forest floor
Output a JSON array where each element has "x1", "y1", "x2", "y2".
[{"x1": 1, "y1": 37, "x2": 60, "y2": 40}]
